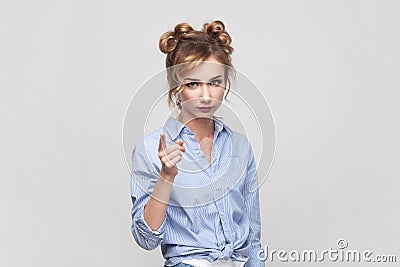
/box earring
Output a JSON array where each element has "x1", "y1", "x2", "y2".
[{"x1": 176, "y1": 93, "x2": 182, "y2": 106}]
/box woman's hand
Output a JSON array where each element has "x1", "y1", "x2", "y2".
[{"x1": 158, "y1": 131, "x2": 185, "y2": 181}]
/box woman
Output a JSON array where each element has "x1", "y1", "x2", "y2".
[{"x1": 130, "y1": 20, "x2": 264, "y2": 267}]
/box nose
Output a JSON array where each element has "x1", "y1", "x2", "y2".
[{"x1": 200, "y1": 83, "x2": 212, "y2": 103}]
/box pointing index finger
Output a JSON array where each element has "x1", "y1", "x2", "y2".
[{"x1": 158, "y1": 131, "x2": 167, "y2": 151}]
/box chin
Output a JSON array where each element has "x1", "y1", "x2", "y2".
[{"x1": 195, "y1": 113, "x2": 214, "y2": 119}]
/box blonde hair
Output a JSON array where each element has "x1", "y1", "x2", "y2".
[{"x1": 159, "y1": 20, "x2": 235, "y2": 110}]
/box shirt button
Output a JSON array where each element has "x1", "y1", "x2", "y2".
[
  {"x1": 219, "y1": 211, "x2": 224, "y2": 216},
  {"x1": 195, "y1": 149, "x2": 201, "y2": 154}
]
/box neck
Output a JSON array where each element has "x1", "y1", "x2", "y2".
[{"x1": 177, "y1": 112, "x2": 215, "y2": 140}]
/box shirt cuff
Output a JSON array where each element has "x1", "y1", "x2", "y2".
[{"x1": 134, "y1": 205, "x2": 166, "y2": 238}]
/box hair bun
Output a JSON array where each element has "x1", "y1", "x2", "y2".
[
  {"x1": 174, "y1": 23, "x2": 194, "y2": 39},
  {"x1": 159, "y1": 31, "x2": 177, "y2": 54},
  {"x1": 159, "y1": 23, "x2": 194, "y2": 54},
  {"x1": 203, "y1": 20, "x2": 233, "y2": 54}
]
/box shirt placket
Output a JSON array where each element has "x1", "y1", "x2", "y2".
[{"x1": 212, "y1": 131, "x2": 234, "y2": 259}]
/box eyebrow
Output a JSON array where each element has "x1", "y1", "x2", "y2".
[{"x1": 184, "y1": 75, "x2": 223, "y2": 82}]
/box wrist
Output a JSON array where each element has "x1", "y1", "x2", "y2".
[{"x1": 159, "y1": 170, "x2": 176, "y2": 183}]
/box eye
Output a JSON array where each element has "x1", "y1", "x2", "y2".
[
  {"x1": 185, "y1": 82, "x2": 199, "y2": 88},
  {"x1": 209, "y1": 80, "x2": 222, "y2": 87}
]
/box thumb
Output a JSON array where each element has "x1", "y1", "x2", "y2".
[{"x1": 175, "y1": 140, "x2": 185, "y2": 152}]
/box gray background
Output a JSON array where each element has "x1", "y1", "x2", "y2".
[{"x1": 1, "y1": 0, "x2": 399, "y2": 266}]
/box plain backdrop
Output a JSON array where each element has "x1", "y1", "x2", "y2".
[{"x1": 1, "y1": 1, "x2": 399, "y2": 266}]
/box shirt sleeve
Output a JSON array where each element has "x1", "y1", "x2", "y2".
[
  {"x1": 129, "y1": 139, "x2": 166, "y2": 250},
  {"x1": 243, "y1": 144, "x2": 265, "y2": 267}
]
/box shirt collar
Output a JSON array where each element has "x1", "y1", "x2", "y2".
[{"x1": 163, "y1": 116, "x2": 232, "y2": 140}]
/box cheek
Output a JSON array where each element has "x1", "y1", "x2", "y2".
[
  {"x1": 181, "y1": 91, "x2": 197, "y2": 101},
  {"x1": 180, "y1": 91, "x2": 199, "y2": 107},
  {"x1": 215, "y1": 91, "x2": 225, "y2": 101}
]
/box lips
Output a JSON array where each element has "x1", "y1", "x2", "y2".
[{"x1": 197, "y1": 106, "x2": 213, "y2": 112}]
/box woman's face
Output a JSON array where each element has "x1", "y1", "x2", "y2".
[{"x1": 178, "y1": 56, "x2": 226, "y2": 119}]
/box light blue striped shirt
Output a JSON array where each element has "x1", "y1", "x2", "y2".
[{"x1": 130, "y1": 116, "x2": 264, "y2": 266}]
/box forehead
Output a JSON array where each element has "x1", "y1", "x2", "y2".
[{"x1": 181, "y1": 60, "x2": 225, "y2": 80}]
